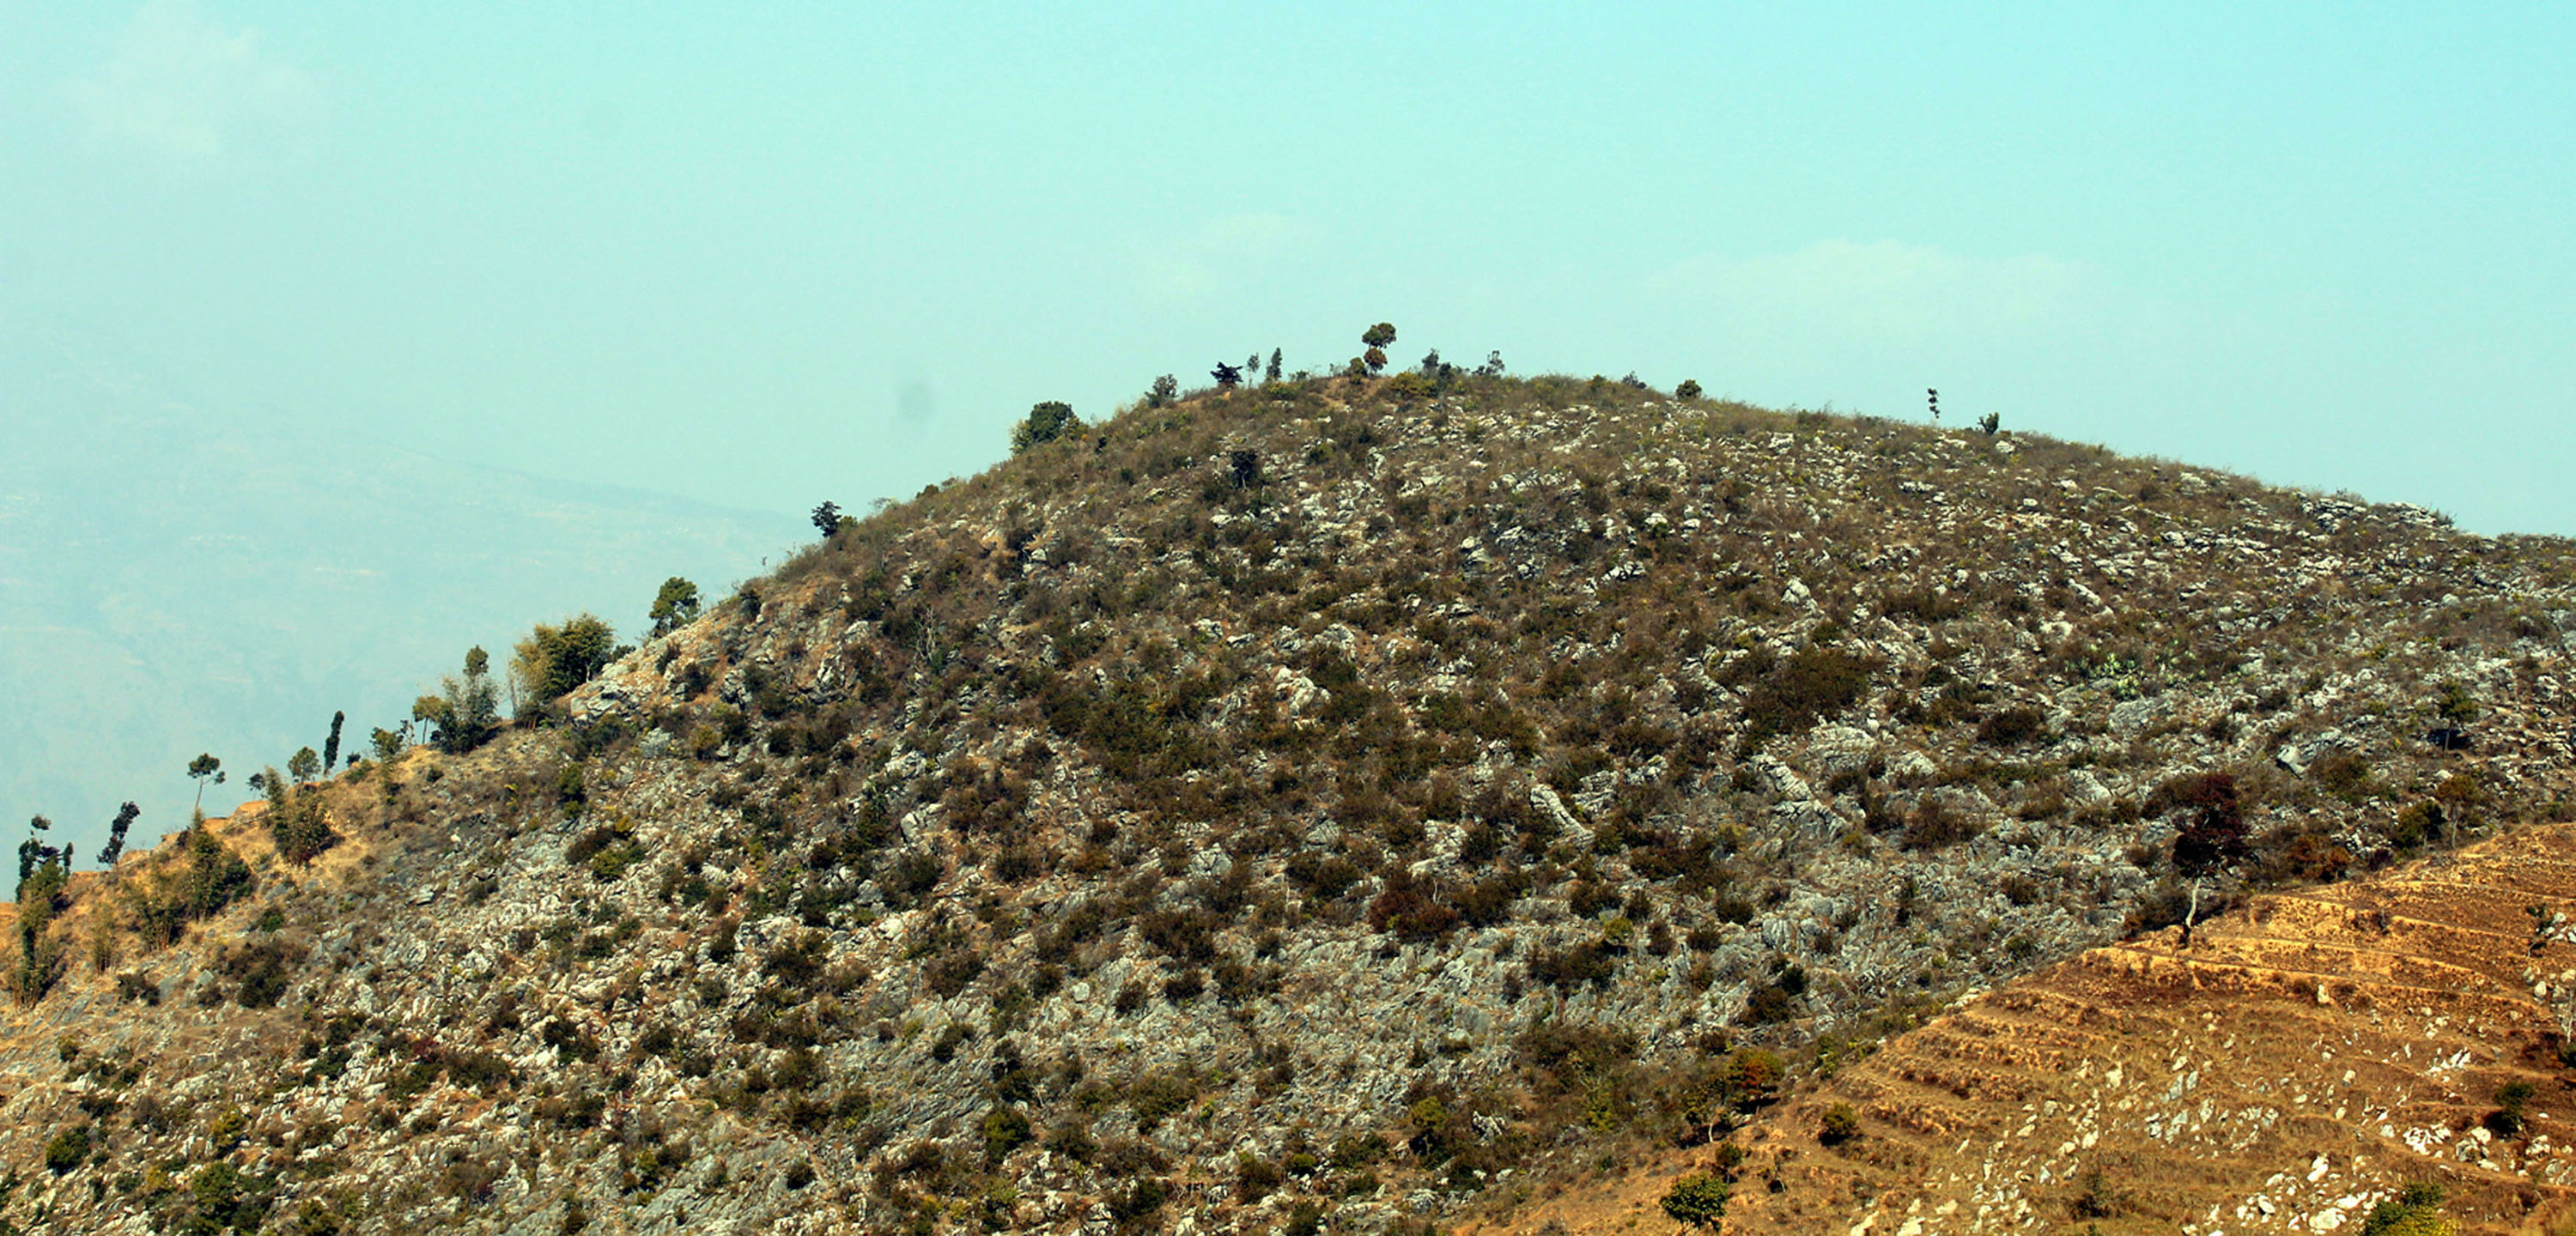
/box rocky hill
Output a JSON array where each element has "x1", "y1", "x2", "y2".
[{"x1": 0, "y1": 370, "x2": 2572, "y2": 1235}]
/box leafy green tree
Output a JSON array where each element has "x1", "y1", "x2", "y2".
[
  {"x1": 1265, "y1": 348, "x2": 1282, "y2": 383},
  {"x1": 370, "y1": 726, "x2": 402, "y2": 763},
  {"x1": 810, "y1": 500, "x2": 842, "y2": 538},
  {"x1": 186, "y1": 754, "x2": 225, "y2": 812},
  {"x1": 649, "y1": 577, "x2": 702, "y2": 638},
  {"x1": 410, "y1": 696, "x2": 450, "y2": 745},
  {"x1": 511, "y1": 615, "x2": 618, "y2": 714},
  {"x1": 322, "y1": 711, "x2": 344, "y2": 775},
  {"x1": 140, "y1": 821, "x2": 252, "y2": 944},
  {"x1": 418, "y1": 647, "x2": 500, "y2": 754},
  {"x1": 289, "y1": 747, "x2": 320, "y2": 785},
  {"x1": 1360, "y1": 324, "x2": 1397, "y2": 375},
  {"x1": 1675, "y1": 379, "x2": 1704, "y2": 399},
  {"x1": 1146, "y1": 375, "x2": 1178, "y2": 408},
  {"x1": 1010, "y1": 401, "x2": 1082, "y2": 454},
  {"x1": 18, "y1": 815, "x2": 54, "y2": 885},
  {"x1": 2171, "y1": 772, "x2": 2247, "y2": 945},
  {"x1": 15, "y1": 815, "x2": 70, "y2": 1000},
  {"x1": 1211, "y1": 360, "x2": 1243, "y2": 389},
  {"x1": 270, "y1": 785, "x2": 338, "y2": 865},
  {"x1": 100, "y1": 802, "x2": 138, "y2": 867}
]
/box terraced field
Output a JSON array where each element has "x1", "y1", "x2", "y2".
[{"x1": 1500, "y1": 825, "x2": 2576, "y2": 1234}]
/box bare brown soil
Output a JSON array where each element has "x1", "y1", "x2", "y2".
[{"x1": 1480, "y1": 824, "x2": 2576, "y2": 1235}]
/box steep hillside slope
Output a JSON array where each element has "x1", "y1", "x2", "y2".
[
  {"x1": 1505, "y1": 823, "x2": 2576, "y2": 1236},
  {"x1": 0, "y1": 371, "x2": 2572, "y2": 1234}
]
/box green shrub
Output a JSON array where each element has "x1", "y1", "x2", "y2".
[
  {"x1": 1901, "y1": 797, "x2": 1984, "y2": 851},
  {"x1": 1976, "y1": 706, "x2": 2047, "y2": 747},
  {"x1": 981, "y1": 1106, "x2": 1033, "y2": 1166},
  {"x1": 1126, "y1": 1072, "x2": 1194, "y2": 1132},
  {"x1": 2069, "y1": 1164, "x2": 2128, "y2": 1218},
  {"x1": 270, "y1": 789, "x2": 340, "y2": 865},
  {"x1": 1523, "y1": 939, "x2": 1617, "y2": 992},
  {"x1": 1382, "y1": 371, "x2": 1436, "y2": 400},
  {"x1": 140, "y1": 823, "x2": 256, "y2": 945},
  {"x1": 1819, "y1": 1102, "x2": 1860, "y2": 1145},
  {"x1": 1234, "y1": 1153, "x2": 1285, "y2": 1203},
  {"x1": 218, "y1": 936, "x2": 308, "y2": 1009},
  {"x1": 1280, "y1": 1201, "x2": 1327, "y2": 1236},
  {"x1": 2360, "y1": 1184, "x2": 2454, "y2": 1236},
  {"x1": 1660, "y1": 1172, "x2": 1730, "y2": 1227},
  {"x1": 2485, "y1": 1079, "x2": 2537, "y2": 1137},
  {"x1": 1735, "y1": 645, "x2": 1870, "y2": 745},
  {"x1": 43, "y1": 1123, "x2": 91, "y2": 1173},
  {"x1": 184, "y1": 1160, "x2": 276, "y2": 1233},
  {"x1": 1011, "y1": 402, "x2": 1083, "y2": 454}
]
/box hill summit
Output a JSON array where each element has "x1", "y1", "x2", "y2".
[{"x1": 1, "y1": 368, "x2": 2572, "y2": 1235}]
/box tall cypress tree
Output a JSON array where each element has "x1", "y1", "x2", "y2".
[
  {"x1": 100, "y1": 803, "x2": 138, "y2": 868},
  {"x1": 323, "y1": 712, "x2": 345, "y2": 775}
]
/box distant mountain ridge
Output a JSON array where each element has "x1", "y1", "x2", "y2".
[{"x1": 0, "y1": 316, "x2": 805, "y2": 856}]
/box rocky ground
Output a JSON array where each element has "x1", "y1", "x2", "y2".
[
  {"x1": 0, "y1": 373, "x2": 2570, "y2": 1233},
  {"x1": 1496, "y1": 823, "x2": 2576, "y2": 1235}
]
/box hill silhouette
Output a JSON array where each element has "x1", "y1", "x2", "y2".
[{"x1": 0, "y1": 362, "x2": 2569, "y2": 1234}]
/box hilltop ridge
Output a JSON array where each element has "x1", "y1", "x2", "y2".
[{"x1": 0, "y1": 369, "x2": 2571, "y2": 1234}]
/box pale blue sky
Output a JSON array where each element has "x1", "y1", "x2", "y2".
[{"x1": 3, "y1": 2, "x2": 2572, "y2": 533}]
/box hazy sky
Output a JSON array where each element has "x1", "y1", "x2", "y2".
[{"x1": 4, "y1": 3, "x2": 2572, "y2": 534}]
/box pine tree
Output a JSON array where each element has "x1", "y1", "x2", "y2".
[
  {"x1": 649, "y1": 578, "x2": 702, "y2": 638},
  {"x1": 186, "y1": 754, "x2": 225, "y2": 812},
  {"x1": 1266, "y1": 348, "x2": 1282, "y2": 383}
]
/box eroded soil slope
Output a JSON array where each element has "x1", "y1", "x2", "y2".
[{"x1": 1537, "y1": 825, "x2": 2576, "y2": 1234}]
